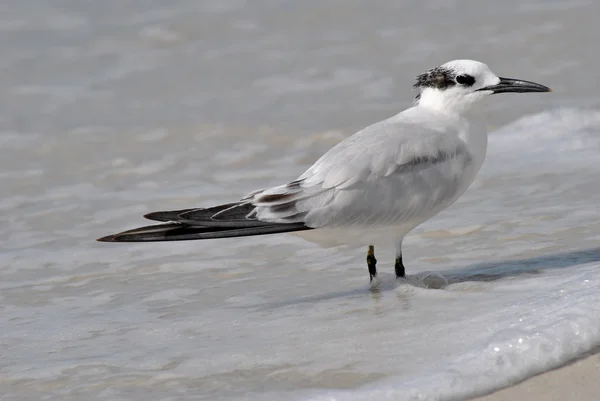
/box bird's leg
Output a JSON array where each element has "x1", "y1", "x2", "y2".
[
  {"x1": 395, "y1": 241, "x2": 405, "y2": 278},
  {"x1": 367, "y1": 245, "x2": 377, "y2": 281},
  {"x1": 395, "y1": 255, "x2": 405, "y2": 278}
]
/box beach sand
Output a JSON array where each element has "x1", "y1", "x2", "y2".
[{"x1": 472, "y1": 352, "x2": 600, "y2": 401}]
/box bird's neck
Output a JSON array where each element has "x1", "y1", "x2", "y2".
[
  {"x1": 405, "y1": 101, "x2": 487, "y2": 168},
  {"x1": 416, "y1": 88, "x2": 471, "y2": 116}
]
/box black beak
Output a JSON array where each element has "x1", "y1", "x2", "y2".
[{"x1": 477, "y1": 77, "x2": 552, "y2": 94}]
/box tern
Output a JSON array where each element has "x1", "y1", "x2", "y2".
[{"x1": 98, "y1": 60, "x2": 551, "y2": 282}]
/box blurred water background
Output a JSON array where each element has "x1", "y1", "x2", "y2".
[{"x1": 2, "y1": 1, "x2": 600, "y2": 400}]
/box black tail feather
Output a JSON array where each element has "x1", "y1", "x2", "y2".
[
  {"x1": 143, "y1": 208, "x2": 198, "y2": 222},
  {"x1": 99, "y1": 201, "x2": 311, "y2": 243},
  {"x1": 143, "y1": 202, "x2": 266, "y2": 228},
  {"x1": 97, "y1": 222, "x2": 311, "y2": 243}
]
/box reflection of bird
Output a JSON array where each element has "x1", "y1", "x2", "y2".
[{"x1": 98, "y1": 60, "x2": 551, "y2": 283}]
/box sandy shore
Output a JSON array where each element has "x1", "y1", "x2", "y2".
[{"x1": 471, "y1": 352, "x2": 600, "y2": 401}]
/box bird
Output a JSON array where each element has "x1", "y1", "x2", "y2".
[{"x1": 97, "y1": 59, "x2": 551, "y2": 283}]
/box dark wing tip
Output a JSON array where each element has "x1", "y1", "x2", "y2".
[
  {"x1": 97, "y1": 234, "x2": 119, "y2": 242},
  {"x1": 143, "y1": 209, "x2": 192, "y2": 222},
  {"x1": 143, "y1": 211, "x2": 164, "y2": 220}
]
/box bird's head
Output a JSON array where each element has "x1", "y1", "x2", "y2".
[{"x1": 413, "y1": 60, "x2": 551, "y2": 115}]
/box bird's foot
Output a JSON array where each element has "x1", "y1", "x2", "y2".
[{"x1": 368, "y1": 274, "x2": 381, "y2": 291}]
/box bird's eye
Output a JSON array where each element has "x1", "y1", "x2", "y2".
[{"x1": 456, "y1": 74, "x2": 475, "y2": 86}]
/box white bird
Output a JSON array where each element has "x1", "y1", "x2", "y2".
[{"x1": 98, "y1": 60, "x2": 551, "y2": 282}]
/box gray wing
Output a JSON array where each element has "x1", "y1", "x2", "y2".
[{"x1": 248, "y1": 116, "x2": 474, "y2": 228}]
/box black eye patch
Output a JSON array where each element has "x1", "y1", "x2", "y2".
[{"x1": 455, "y1": 74, "x2": 476, "y2": 86}]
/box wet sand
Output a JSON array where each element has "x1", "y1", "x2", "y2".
[{"x1": 472, "y1": 352, "x2": 600, "y2": 401}]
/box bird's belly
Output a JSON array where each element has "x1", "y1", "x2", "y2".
[
  {"x1": 297, "y1": 199, "x2": 454, "y2": 248},
  {"x1": 292, "y1": 224, "x2": 414, "y2": 248}
]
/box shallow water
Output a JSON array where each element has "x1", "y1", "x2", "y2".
[{"x1": 2, "y1": 1, "x2": 600, "y2": 400}]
